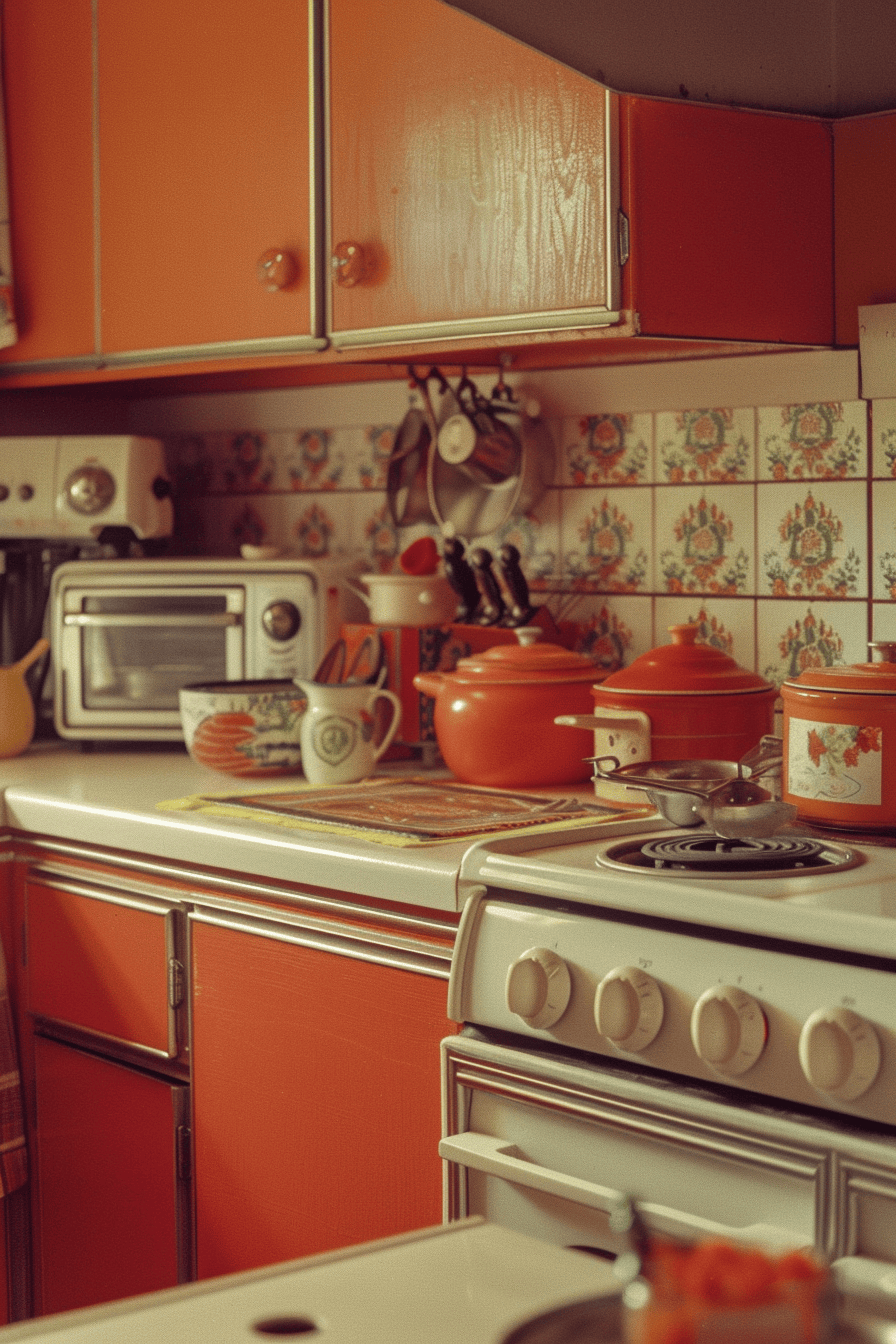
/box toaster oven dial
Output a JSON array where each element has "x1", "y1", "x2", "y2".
[
  {"x1": 261, "y1": 600, "x2": 302, "y2": 642},
  {"x1": 595, "y1": 966, "x2": 663, "y2": 1053},
  {"x1": 691, "y1": 986, "x2": 767, "y2": 1075},
  {"x1": 63, "y1": 464, "x2": 116, "y2": 515},
  {"x1": 798, "y1": 1007, "x2": 881, "y2": 1100},
  {"x1": 505, "y1": 948, "x2": 571, "y2": 1030}
]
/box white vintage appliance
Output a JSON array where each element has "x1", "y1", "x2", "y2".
[
  {"x1": 443, "y1": 818, "x2": 896, "y2": 1335},
  {"x1": 0, "y1": 436, "x2": 173, "y2": 543},
  {"x1": 51, "y1": 557, "x2": 360, "y2": 741}
]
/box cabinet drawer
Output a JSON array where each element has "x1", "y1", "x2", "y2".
[{"x1": 25, "y1": 873, "x2": 184, "y2": 1059}]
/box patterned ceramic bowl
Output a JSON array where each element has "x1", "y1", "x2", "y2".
[{"x1": 179, "y1": 679, "x2": 306, "y2": 777}]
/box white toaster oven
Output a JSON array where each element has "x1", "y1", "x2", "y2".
[{"x1": 51, "y1": 557, "x2": 360, "y2": 741}]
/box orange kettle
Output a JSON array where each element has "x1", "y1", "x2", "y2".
[{"x1": 0, "y1": 638, "x2": 49, "y2": 759}]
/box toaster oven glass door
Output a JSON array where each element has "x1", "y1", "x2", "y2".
[{"x1": 76, "y1": 592, "x2": 241, "y2": 713}]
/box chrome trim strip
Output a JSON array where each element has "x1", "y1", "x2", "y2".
[
  {"x1": 28, "y1": 866, "x2": 187, "y2": 918},
  {"x1": 97, "y1": 335, "x2": 327, "y2": 366},
  {"x1": 330, "y1": 308, "x2": 623, "y2": 350},
  {"x1": 309, "y1": 0, "x2": 326, "y2": 340},
  {"x1": 91, "y1": 0, "x2": 101, "y2": 358},
  {"x1": 605, "y1": 89, "x2": 622, "y2": 306},
  {"x1": 31, "y1": 1016, "x2": 187, "y2": 1077},
  {"x1": 188, "y1": 904, "x2": 451, "y2": 979},
  {"x1": 63, "y1": 612, "x2": 242, "y2": 628},
  {"x1": 24, "y1": 846, "x2": 458, "y2": 942}
]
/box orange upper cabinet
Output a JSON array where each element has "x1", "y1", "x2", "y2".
[
  {"x1": 833, "y1": 113, "x2": 896, "y2": 347},
  {"x1": 325, "y1": 0, "x2": 621, "y2": 348},
  {"x1": 0, "y1": 0, "x2": 96, "y2": 369},
  {"x1": 620, "y1": 98, "x2": 834, "y2": 346},
  {"x1": 95, "y1": 0, "x2": 321, "y2": 358}
]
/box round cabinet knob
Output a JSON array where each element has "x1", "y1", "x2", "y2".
[
  {"x1": 261, "y1": 600, "x2": 301, "y2": 642},
  {"x1": 257, "y1": 249, "x2": 298, "y2": 291},
  {"x1": 331, "y1": 240, "x2": 366, "y2": 288},
  {"x1": 799, "y1": 1007, "x2": 881, "y2": 1100},
  {"x1": 63, "y1": 465, "x2": 116, "y2": 516},
  {"x1": 505, "y1": 947, "x2": 571, "y2": 1030},
  {"x1": 691, "y1": 986, "x2": 767, "y2": 1076},
  {"x1": 17, "y1": 483, "x2": 34, "y2": 502},
  {"x1": 595, "y1": 966, "x2": 664, "y2": 1053}
]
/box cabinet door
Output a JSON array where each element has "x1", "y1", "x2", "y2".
[
  {"x1": 26, "y1": 875, "x2": 184, "y2": 1060},
  {"x1": 32, "y1": 1036, "x2": 188, "y2": 1316},
  {"x1": 96, "y1": 0, "x2": 318, "y2": 356},
  {"x1": 621, "y1": 97, "x2": 833, "y2": 345},
  {"x1": 327, "y1": 0, "x2": 619, "y2": 347},
  {"x1": 191, "y1": 912, "x2": 451, "y2": 1280},
  {"x1": 0, "y1": 0, "x2": 95, "y2": 369},
  {"x1": 834, "y1": 113, "x2": 896, "y2": 347}
]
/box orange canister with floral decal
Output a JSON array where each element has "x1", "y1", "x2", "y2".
[{"x1": 781, "y1": 643, "x2": 896, "y2": 831}]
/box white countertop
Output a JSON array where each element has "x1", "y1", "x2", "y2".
[{"x1": 0, "y1": 742, "x2": 482, "y2": 912}]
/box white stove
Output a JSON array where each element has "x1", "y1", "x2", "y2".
[{"x1": 443, "y1": 816, "x2": 896, "y2": 1327}]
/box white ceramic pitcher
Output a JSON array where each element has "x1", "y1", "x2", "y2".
[{"x1": 295, "y1": 679, "x2": 402, "y2": 786}]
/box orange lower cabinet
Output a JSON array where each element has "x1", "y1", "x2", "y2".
[
  {"x1": 190, "y1": 913, "x2": 451, "y2": 1280},
  {"x1": 32, "y1": 1036, "x2": 189, "y2": 1316}
]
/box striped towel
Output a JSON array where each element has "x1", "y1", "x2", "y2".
[
  {"x1": 0, "y1": 946, "x2": 26, "y2": 1195},
  {"x1": 0, "y1": 14, "x2": 18, "y2": 349}
]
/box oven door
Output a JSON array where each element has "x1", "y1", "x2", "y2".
[
  {"x1": 442, "y1": 1033, "x2": 825, "y2": 1258},
  {"x1": 55, "y1": 586, "x2": 244, "y2": 737},
  {"x1": 442, "y1": 1034, "x2": 896, "y2": 1326}
]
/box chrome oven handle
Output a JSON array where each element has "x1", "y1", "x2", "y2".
[
  {"x1": 63, "y1": 613, "x2": 243, "y2": 628},
  {"x1": 439, "y1": 1131, "x2": 804, "y2": 1252}
]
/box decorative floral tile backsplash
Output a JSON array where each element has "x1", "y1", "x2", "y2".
[{"x1": 163, "y1": 389, "x2": 896, "y2": 687}]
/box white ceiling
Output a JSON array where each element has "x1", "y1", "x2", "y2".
[{"x1": 442, "y1": 0, "x2": 896, "y2": 117}]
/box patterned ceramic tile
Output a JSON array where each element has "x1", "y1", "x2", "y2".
[
  {"x1": 476, "y1": 487, "x2": 561, "y2": 590},
  {"x1": 353, "y1": 493, "x2": 401, "y2": 572},
  {"x1": 563, "y1": 412, "x2": 652, "y2": 486},
  {"x1": 551, "y1": 594, "x2": 653, "y2": 667},
  {"x1": 216, "y1": 430, "x2": 278, "y2": 493},
  {"x1": 872, "y1": 600, "x2": 896, "y2": 644},
  {"x1": 871, "y1": 399, "x2": 896, "y2": 479},
  {"x1": 560, "y1": 488, "x2": 652, "y2": 593},
  {"x1": 653, "y1": 597, "x2": 756, "y2": 672},
  {"x1": 655, "y1": 485, "x2": 754, "y2": 595},
  {"x1": 872, "y1": 480, "x2": 896, "y2": 600},
  {"x1": 756, "y1": 600, "x2": 869, "y2": 686},
  {"x1": 282, "y1": 493, "x2": 344, "y2": 560},
  {"x1": 656, "y1": 408, "x2": 754, "y2": 483},
  {"x1": 757, "y1": 482, "x2": 867, "y2": 598},
  {"x1": 757, "y1": 401, "x2": 867, "y2": 480},
  {"x1": 283, "y1": 427, "x2": 348, "y2": 491}
]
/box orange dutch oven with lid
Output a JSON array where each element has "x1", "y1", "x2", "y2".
[
  {"x1": 781, "y1": 642, "x2": 896, "y2": 831},
  {"x1": 412, "y1": 632, "x2": 605, "y2": 788},
  {"x1": 555, "y1": 624, "x2": 777, "y2": 804}
]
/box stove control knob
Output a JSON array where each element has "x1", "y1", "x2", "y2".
[
  {"x1": 691, "y1": 986, "x2": 767, "y2": 1075},
  {"x1": 505, "y1": 948, "x2": 571, "y2": 1030},
  {"x1": 798, "y1": 1007, "x2": 881, "y2": 1100},
  {"x1": 595, "y1": 966, "x2": 664, "y2": 1052}
]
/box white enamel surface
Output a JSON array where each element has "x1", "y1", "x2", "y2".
[{"x1": 0, "y1": 1222, "x2": 620, "y2": 1343}]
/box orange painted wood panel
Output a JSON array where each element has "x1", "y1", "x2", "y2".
[
  {"x1": 0, "y1": 0, "x2": 95, "y2": 365},
  {"x1": 97, "y1": 0, "x2": 313, "y2": 352},
  {"x1": 33, "y1": 1036, "x2": 181, "y2": 1315},
  {"x1": 621, "y1": 97, "x2": 834, "y2": 345},
  {"x1": 26, "y1": 880, "x2": 174, "y2": 1056},
  {"x1": 833, "y1": 113, "x2": 896, "y2": 347},
  {"x1": 191, "y1": 918, "x2": 450, "y2": 1280},
  {"x1": 328, "y1": 0, "x2": 613, "y2": 334}
]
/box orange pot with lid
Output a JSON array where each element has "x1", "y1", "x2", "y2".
[
  {"x1": 555, "y1": 625, "x2": 777, "y2": 806},
  {"x1": 781, "y1": 642, "x2": 896, "y2": 831},
  {"x1": 413, "y1": 630, "x2": 605, "y2": 787}
]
